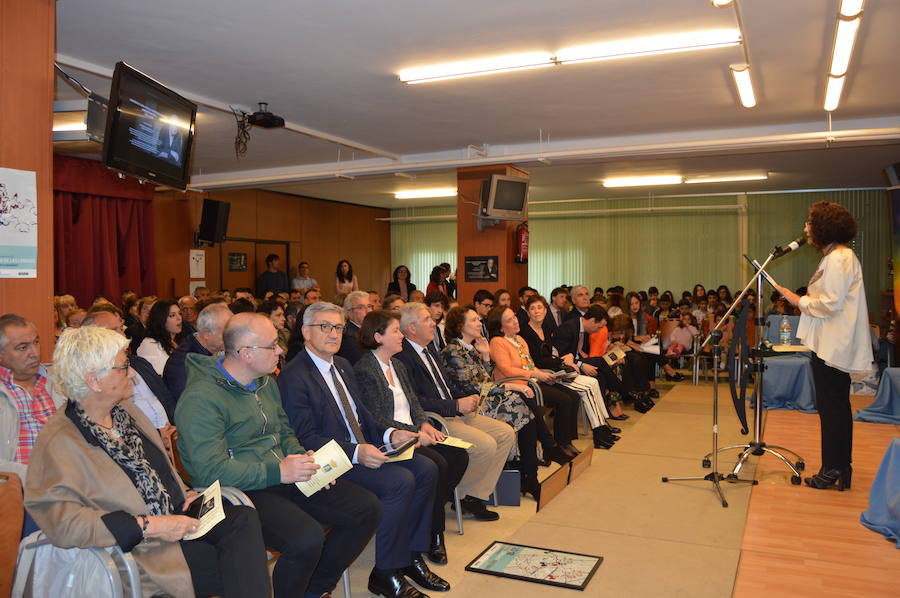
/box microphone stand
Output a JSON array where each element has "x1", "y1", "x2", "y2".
[
  {"x1": 662, "y1": 247, "x2": 803, "y2": 508},
  {"x1": 702, "y1": 251, "x2": 806, "y2": 484}
]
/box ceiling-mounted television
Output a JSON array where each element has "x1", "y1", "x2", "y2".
[
  {"x1": 481, "y1": 174, "x2": 529, "y2": 221},
  {"x1": 102, "y1": 61, "x2": 197, "y2": 190}
]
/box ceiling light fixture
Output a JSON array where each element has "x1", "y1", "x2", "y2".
[
  {"x1": 556, "y1": 29, "x2": 741, "y2": 65},
  {"x1": 684, "y1": 173, "x2": 768, "y2": 184},
  {"x1": 399, "y1": 29, "x2": 741, "y2": 84},
  {"x1": 399, "y1": 52, "x2": 554, "y2": 84},
  {"x1": 52, "y1": 122, "x2": 88, "y2": 132},
  {"x1": 824, "y1": 2, "x2": 863, "y2": 111},
  {"x1": 839, "y1": 0, "x2": 865, "y2": 18},
  {"x1": 824, "y1": 75, "x2": 846, "y2": 112},
  {"x1": 602, "y1": 175, "x2": 682, "y2": 188},
  {"x1": 710, "y1": 0, "x2": 735, "y2": 6},
  {"x1": 729, "y1": 63, "x2": 757, "y2": 108},
  {"x1": 394, "y1": 188, "x2": 458, "y2": 199}
]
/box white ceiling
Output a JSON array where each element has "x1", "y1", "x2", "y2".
[{"x1": 55, "y1": 0, "x2": 900, "y2": 208}]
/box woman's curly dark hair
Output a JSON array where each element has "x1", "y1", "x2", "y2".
[{"x1": 807, "y1": 201, "x2": 857, "y2": 247}]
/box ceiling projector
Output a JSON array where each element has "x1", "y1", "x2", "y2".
[{"x1": 247, "y1": 102, "x2": 285, "y2": 128}]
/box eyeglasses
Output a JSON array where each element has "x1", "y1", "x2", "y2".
[
  {"x1": 240, "y1": 342, "x2": 280, "y2": 352},
  {"x1": 479, "y1": 302, "x2": 494, "y2": 308},
  {"x1": 308, "y1": 322, "x2": 345, "y2": 334},
  {"x1": 111, "y1": 358, "x2": 130, "y2": 371}
]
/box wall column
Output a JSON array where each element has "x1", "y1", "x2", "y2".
[
  {"x1": 456, "y1": 165, "x2": 528, "y2": 306},
  {"x1": 0, "y1": 0, "x2": 55, "y2": 358}
]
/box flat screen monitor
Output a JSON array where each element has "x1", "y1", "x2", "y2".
[
  {"x1": 482, "y1": 175, "x2": 528, "y2": 221},
  {"x1": 102, "y1": 61, "x2": 197, "y2": 190}
]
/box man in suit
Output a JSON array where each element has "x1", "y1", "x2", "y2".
[
  {"x1": 279, "y1": 302, "x2": 448, "y2": 598},
  {"x1": 564, "y1": 285, "x2": 592, "y2": 322},
  {"x1": 395, "y1": 302, "x2": 515, "y2": 522},
  {"x1": 423, "y1": 290, "x2": 448, "y2": 353},
  {"x1": 163, "y1": 302, "x2": 232, "y2": 400},
  {"x1": 515, "y1": 286, "x2": 538, "y2": 330},
  {"x1": 546, "y1": 286, "x2": 571, "y2": 333},
  {"x1": 472, "y1": 289, "x2": 495, "y2": 340},
  {"x1": 176, "y1": 312, "x2": 380, "y2": 598},
  {"x1": 336, "y1": 291, "x2": 371, "y2": 365},
  {"x1": 555, "y1": 305, "x2": 644, "y2": 398}
]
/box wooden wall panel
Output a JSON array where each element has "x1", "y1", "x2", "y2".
[
  {"x1": 152, "y1": 188, "x2": 389, "y2": 301},
  {"x1": 0, "y1": 0, "x2": 56, "y2": 359},
  {"x1": 456, "y1": 165, "x2": 529, "y2": 306}
]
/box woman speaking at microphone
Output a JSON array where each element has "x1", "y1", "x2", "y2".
[{"x1": 776, "y1": 201, "x2": 873, "y2": 491}]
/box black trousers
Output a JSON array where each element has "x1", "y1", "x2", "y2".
[
  {"x1": 810, "y1": 352, "x2": 853, "y2": 470},
  {"x1": 180, "y1": 504, "x2": 270, "y2": 598},
  {"x1": 416, "y1": 444, "x2": 469, "y2": 535},
  {"x1": 538, "y1": 382, "x2": 580, "y2": 444},
  {"x1": 589, "y1": 353, "x2": 650, "y2": 396},
  {"x1": 245, "y1": 480, "x2": 381, "y2": 597}
]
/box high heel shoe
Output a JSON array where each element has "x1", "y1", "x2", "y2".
[
  {"x1": 804, "y1": 467, "x2": 852, "y2": 491},
  {"x1": 562, "y1": 443, "x2": 581, "y2": 457},
  {"x1": 545, "y1": 445, "x2": 574, "y2": 465},
  {"x1": 592, "y1": 427, "x2": 616, "y2": 449},
  {"x1": 604, "y1": 424, "x2": 622, "y2": 434},
  {"x1": 665, "y1": 372, "x2": 685, "y2": 382}
]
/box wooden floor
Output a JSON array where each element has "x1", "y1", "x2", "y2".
[{"x1": 733, "y1": 397, "x2": 900, "y2": 598}]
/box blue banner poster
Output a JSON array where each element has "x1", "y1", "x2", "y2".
[{"x1": 0, "y1": 167, "x2": 38, "y2": 278}]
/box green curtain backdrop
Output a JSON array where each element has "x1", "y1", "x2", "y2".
[
  {"x1": 389, "y1": 206, "x2": 457, "y2": 293},
  {"x1": 389, "y1": 190, "x2": 889, "y2": 310}
]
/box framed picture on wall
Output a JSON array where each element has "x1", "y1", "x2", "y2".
[
  {"x1": 465, "y1": 256, "x2": 499, "y2": 282},
  {"x1": 228, "y1": 252, "x2": 247, "y2": 272}
]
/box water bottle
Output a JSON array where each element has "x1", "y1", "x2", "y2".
[{"x1": 779, "y1": 315, "x2": 792, "y2": 345}]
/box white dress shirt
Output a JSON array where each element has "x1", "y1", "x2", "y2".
[
  {"x1": 407, "y1": 339, "x2": 453, "y2": 401},
  {"x1": 797, "y1": 246, "x2": 873, "y2": 373},
  {"x1": 136, "y1": 338, "x2": 170, "y2": 376},
  {"x1": 376, "y1": 357, "x2": 413, "y2": 425},
  {"x1": 130, "y1": 372, "x2": 170, "y2": 428},
  {"x1": 304, "y1": 347, "x2": 393, "y2": 462}
]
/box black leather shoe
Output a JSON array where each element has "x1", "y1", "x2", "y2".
[
  {"x1": 609, "y1": 413, "x2": 629, "y2": 420},
  {"x1": 460, "y1": 496, "x2": 500, "y2": 521},
  {"x1": 520, "y1": 472, "x2": 541, "y2": 501},
  {"x1": 403, "y1": 556, "x2": 450, "y2": 591},
  {"x1": 368, "y1": 569, "x2": 429, "y2": 598},
  {"x1": 648, "y1": 389, "x2": 660, "y2": 398},
  {"x1": 605, "y1": 424, "x2": 622, "y2": 434},
  {"x1": 426, "y1": 533, "x2": 447, "y2": 565},
  {"x1": 562, "y1": 443, "x2": 581, "y2": 456}
]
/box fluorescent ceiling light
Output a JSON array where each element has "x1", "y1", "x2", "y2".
[
  {"x1": 394, "y1": 188, "x2": 458, "y2": 199},
  {"x1": 729, "y1": 63, "x2": 757, "y2": 108},
  {"x1": 602, "y1": 175, "x2": 682, "y2": 188},
  {"x1": 824, "y1": 75, "x2": 845, "y2": 111},
  {"x1": 830, "y1": 16, "x2": 861, "y2": 76},
  {"x1": 52, "y1": 122, "x2": 88, "y2": 132},
  {"x1": 684, "y1": 173, "x2": 768, "y2": 184},
  {"x1": 710, "y1": 0, "x2": 735, "y2": 7},
  {"x1": 398, "y1": 52, "x2": 554, "y2": 84},
  {"x1": 839, "y1": 0, "x2": 865, "y2": 18},
  {"x1": 556, "y1": 29, "x2": 741, "y2": 65}
]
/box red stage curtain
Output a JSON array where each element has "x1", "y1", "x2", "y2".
[{"x1": 53, "y1": 156, "x2": 158, "y2": 307}]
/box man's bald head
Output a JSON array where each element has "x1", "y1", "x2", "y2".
[
  {"x1": 223, "y1": 312, "x2": 273, "y2": 356},
  {"x1": 82, "y1": 310, "x2": 126, "y2": 335}
]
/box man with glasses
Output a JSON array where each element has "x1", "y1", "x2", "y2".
[
  {"x1": 278, "y1": 302, "x2": 447, "y2": 598},
  {"x1": 337, "y1": 291, "x2": 372, "y2": 365},
  {"x1": 472, "y1": 289, "x2": 495, "y2": 340},
  {"x1": 175, "y1": 312, "x2": 381, "y2": 598}
]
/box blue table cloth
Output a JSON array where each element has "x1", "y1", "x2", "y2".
[
  {"x1": 761, "y1": 354, "x2": 817, "y2": 412},
  {"x1": 855, "y1": 368, "x2": 900, "y2": 425},
  {"x1": 860, "y1": 438, "x2": 900, "y2": 548}
]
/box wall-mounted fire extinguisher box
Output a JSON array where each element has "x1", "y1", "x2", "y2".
[{"x1": 515, "y1": 222, "x2": 529, "y2": 263}]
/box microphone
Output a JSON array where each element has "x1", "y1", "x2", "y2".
[{"x1": 772, "y1": 236, "x2": 806, "y2": 258}]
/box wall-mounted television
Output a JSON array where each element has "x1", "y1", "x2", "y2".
[
  {"x1": 481, "y1": 174, "x2": 529, "y2": 221},
  {"x1": 102, "y1": 61, "x2": 197, "y2": 190}
]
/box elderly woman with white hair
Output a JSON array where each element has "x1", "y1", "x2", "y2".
[{"x1": 24, "y1": 326, "x2": 269, "y2": 598}]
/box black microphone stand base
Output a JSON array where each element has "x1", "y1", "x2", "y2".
[{"x1": 661, "y1": 332, "x2": 756, "y2": 509}]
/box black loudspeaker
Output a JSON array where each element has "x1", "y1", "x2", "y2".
[
  {"x1": 198, "y1": 199, "x2": 230, "y2": 243},
  {"x1": 885, "y1": 162, "x2": 900, "y2": 188}
]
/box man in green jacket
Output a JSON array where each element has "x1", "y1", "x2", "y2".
[{"x1": 175, "y1": 312, "x2": 381, "y2": 598}]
